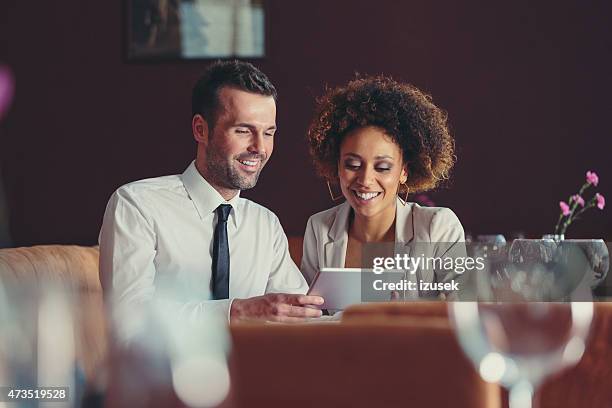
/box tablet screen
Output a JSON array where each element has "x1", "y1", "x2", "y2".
[{"x1": 307, "y1": 268, "x2": 408, "y2": 310}]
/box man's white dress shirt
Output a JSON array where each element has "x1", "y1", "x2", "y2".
[{"x1": 99, "y1": 162, "x2": 308, "y2": 321}]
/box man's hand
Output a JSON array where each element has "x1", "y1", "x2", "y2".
[{"x1": 230, "y1": 293, "x2": 324, "y2": 322}]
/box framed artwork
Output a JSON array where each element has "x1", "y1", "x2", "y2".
[{"x1": 126, "y1": 0, "x2": 266, "y2": 60}]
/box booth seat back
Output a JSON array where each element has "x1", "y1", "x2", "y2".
[
  {"x1": 342, "y1": 301, "x2": 612, "y2": 408},
  {"x1": 230, "y1": 320, "x2": 499, "y2": 408},
  {"x1": 287, "y1": 236, "x2": 304, "y2": 266},
  {"x1": 538, "y1": 302, "x2": 612, "y2": 407},
  {"x1": 0, "y1": 245, "x2": 106, "y2": 385}
]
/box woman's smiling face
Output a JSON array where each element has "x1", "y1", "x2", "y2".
[{"x1": 338, "y1": 126, "x2": 407, "y2": 219}]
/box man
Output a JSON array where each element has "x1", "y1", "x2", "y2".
[{"x1": 99, "y1": 60, "x2": 323, "y2": 323}]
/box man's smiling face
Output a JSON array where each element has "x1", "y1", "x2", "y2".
[{"x1": 201, "y1": 86, "x2": 276, "y2": 194}]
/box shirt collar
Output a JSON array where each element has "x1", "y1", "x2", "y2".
[{"x1": 181, "y1": 161, "x2": 241, "y2": 227}]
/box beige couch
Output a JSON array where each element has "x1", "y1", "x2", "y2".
[{"x1": 0, "y1": 245, "x2": 107, "y2": 386}]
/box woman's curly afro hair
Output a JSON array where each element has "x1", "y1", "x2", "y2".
[{"x1": 307, "y1": 75, "x2": 456, "y2": 193}]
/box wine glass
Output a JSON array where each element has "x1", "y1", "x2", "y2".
[
  {"x1": 109, "y1": 293, "x2": 232, "y2": 408},
  {"x1": 449, "y1": 241, "x2": 594, "y2": 408}
]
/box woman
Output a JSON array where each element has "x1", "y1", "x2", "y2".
[{"x1": 302, "y1": 75, "x2": 465, "y2": 298}]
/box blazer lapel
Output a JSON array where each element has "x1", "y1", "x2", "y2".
[
  {"x1": 395, "y1": 199, "x2": 415, "y2": 247},
  {"x1": 324, "y1": 202, "x2": 351, "y2": 268},
  {"x1": 322, "y1": 200, "x2": 415, "y2": 269},
  {"x1": 395, "y1": 200, "x2": 421, "y2": 298}
]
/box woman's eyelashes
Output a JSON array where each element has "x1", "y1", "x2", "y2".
[{"x1": 343, "y1": 161, "x2": 393, "y2": 172}]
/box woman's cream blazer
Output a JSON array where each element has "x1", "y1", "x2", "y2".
[{"x1": 301, "y1": 199, "x2": 466, "y2": 298}]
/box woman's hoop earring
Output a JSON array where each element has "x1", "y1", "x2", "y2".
[
  {"x1": 326, "y1": 181, "x2": 344, "y2": 202},
  {"x1": 398, "y1": 182, "x2": 409, "y2": 206}
]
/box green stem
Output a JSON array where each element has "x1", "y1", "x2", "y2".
[
  {"x1": 554, "y1": 213, "x2": 564, "y2": 235},
  {"x1": 555, "y1": 182, "x2": 593, "y2": 235},
  {"x1": 560, "y1": 201, "x2": 597, "y2": 235},
  {"x1": 572, "y1": 201, "x2": 596, "y2": 219}
]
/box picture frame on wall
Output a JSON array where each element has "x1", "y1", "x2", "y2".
[{"x1": 126, "y1": 0, "x2": 266, "y2": 61}]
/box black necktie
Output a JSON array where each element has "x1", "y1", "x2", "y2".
[{"x1": 212, "y1": 204, "x2": 232, "y2": 299}]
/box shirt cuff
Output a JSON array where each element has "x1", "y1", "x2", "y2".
[{"x1": 227, "y1": 298, "x2": 235, "y2": 322}]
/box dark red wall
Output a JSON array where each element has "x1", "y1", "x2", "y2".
[{"x1": 0, "y1": 0, "x2": 610, "y2": 246}]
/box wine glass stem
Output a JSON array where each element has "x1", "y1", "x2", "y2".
[{"x1": 509, "y1": 380, "x2": 534, "y2": 408}]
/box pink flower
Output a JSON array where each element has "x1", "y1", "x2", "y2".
[
  {"x1": 559, "y1": 201, "x2": 571, "y2": 216},
  {"x1": 571, "y1": 194, "x2": 585, "y2": 207},
  {"x1": 596, "y1": 193, "x2": 605, "y2": 210},
  {"x1": 586, "y1": 171, "x2": 599, "y2": 186}
]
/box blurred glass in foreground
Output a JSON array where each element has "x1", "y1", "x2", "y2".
[
  {"x1": 450, "y1": 240, "x2": 595, "y2": 408},
  {"x1": 107, "y1": 293, "x2": 232, "y2": 408},
  {"x1": 0, "y1": 281, "x2": 78, "y2": 408}
]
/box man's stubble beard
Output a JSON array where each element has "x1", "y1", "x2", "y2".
[{"x1": 205, "y1": 147, "x2": 265, "y2": 191}]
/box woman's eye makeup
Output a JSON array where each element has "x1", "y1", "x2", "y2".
[
  {"x1": 344, "y1": 160, "x2": 361, "y2": 170},
  {"x1": 375, "y1": 163, "x2": 392, "y2": 172},
  {"x1": 343, "y1": 160, "x2": 393, "y2": 172}
]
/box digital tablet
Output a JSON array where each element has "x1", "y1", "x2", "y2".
[{"x1": 307, "y1": 268, "x2": 408, "y2": 310}]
